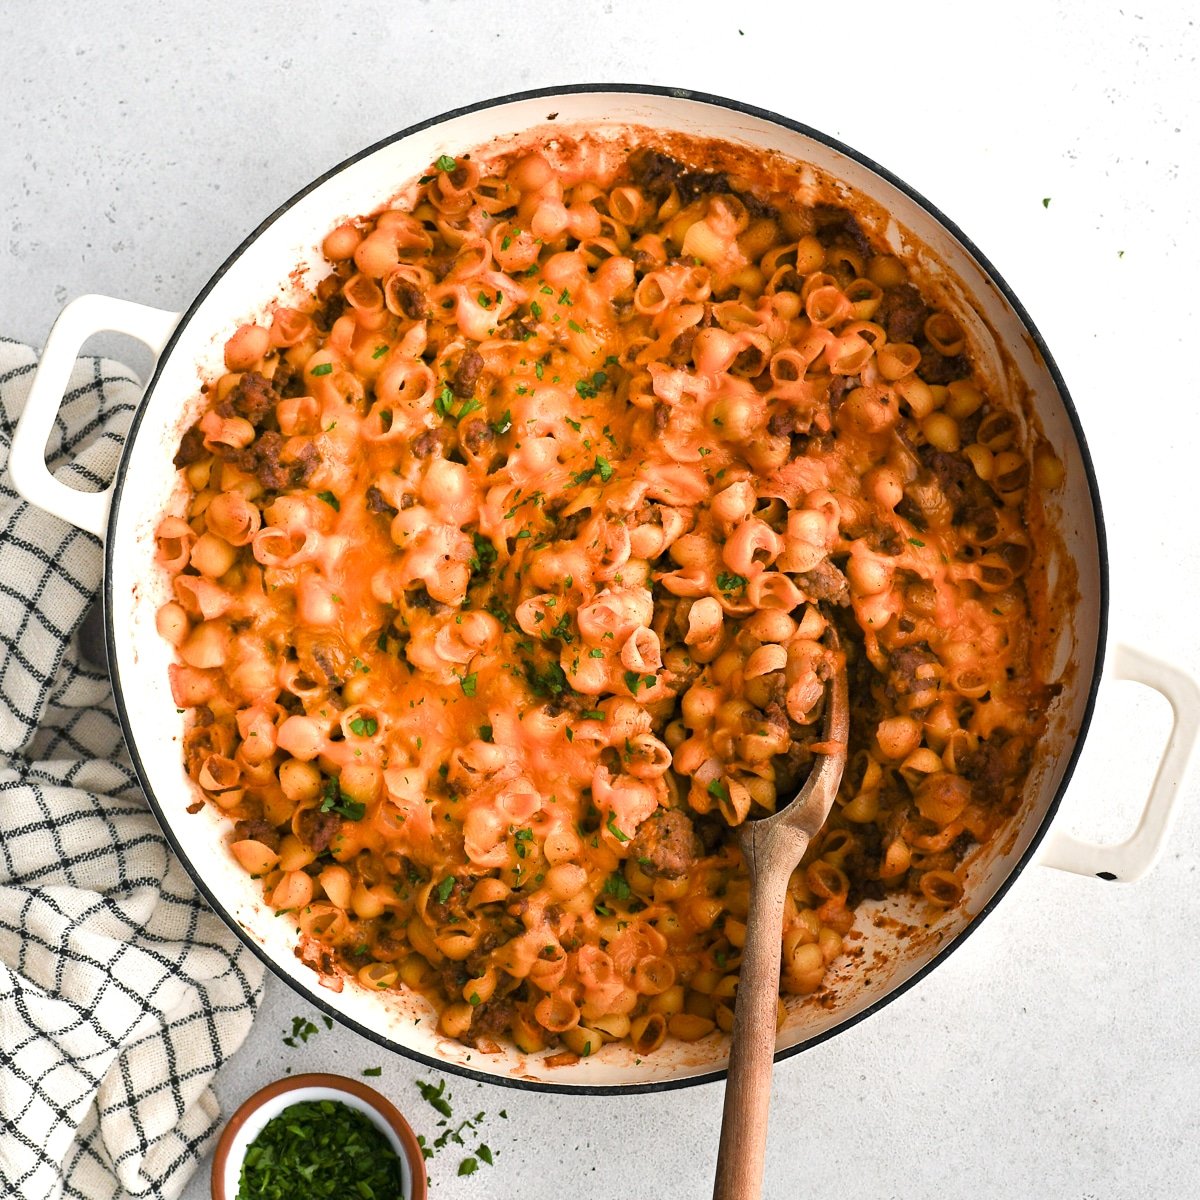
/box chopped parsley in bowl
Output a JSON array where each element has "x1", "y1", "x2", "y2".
[{"x1": 211, "y1": 1074, "x2": 426, "y2": 1200}]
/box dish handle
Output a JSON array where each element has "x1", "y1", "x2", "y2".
[
  {"x1": 1038, "y1": 644, "x2": 1199, "y2": 882},
  {"x1": 9, "y1": 294, "x2": 180, "y2": 538}
]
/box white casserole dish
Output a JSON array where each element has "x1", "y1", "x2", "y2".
[{"x1": 11, "y1": 85, "x2": 1198, "y2": 1093}]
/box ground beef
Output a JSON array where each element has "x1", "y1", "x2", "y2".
[
  {"x1": 497, "y1": 315, "x2": 534, "y2": 341},
  {"x1": 365, "y1": 485, "x2": 396, "y2": 515},
  {"x1": 654, "y1": 401, "x2": 671, "y2": 431},
  {"x1": 232, "y1": 819, "x2": 280, "y2": 851},
  {"x1": 391, "y1": 278, "x2": 429, "y2": 320},
  {"x1": 626, "y1": 148, "x2": 774, "y2": 217},
  {"x1": 438, "y1": 960, "x2": 469, "y2": 1003},
  {"x1": 460, "y1": 417, "x2": 495, "y2": 454},
  {"x1": 767, "y1": 410, "x2": 798, "y2": 438},
  {"x1": 427, "y1": 878, "x2": 470, "y2": 925},
  {"x1": 693, "y1": 813, "x2": 728, "y2": 855},
  {"x1": 628, "y1": 808, "x2": 700, "y2": 879},
  {"x1": 865, "y1": 518, "x2": 905, "y2": 556},
  {"x1": 411, "y1": 428, "x2": 441, "y2": 458},
  {"x1": 795, "y1": 559, "x2": 851, "y2": 607},
  {"x1": 916, "y1": 341, "x2": 969, "y2": 385},
  {"x1": 960, "y1": 734, "x2": 1030, "y2": 806},
  {"x1": 452, "y1": 348, "x2": 484, "y2": 398},
  {"x1": 296, "y1": 808, "x2": 340, "y2": 853},
  {"x1": 631, "y1": 248, "x2": 658, "y2": 274},
  {"x1": 827, "y1": 374, "x2": 857, "y2": 414},
  {"x1": 272, "y1": 358, "x2": 305, "y2": 400},
  {"x1": 406, "y1": 585, "x2": 446, "y2": 614},
  {"x1": 173, "y1": 423, "x2": 206, "y2": 468},
  {"x1": 667, "y1": 327, "x2": 697, "y2": 366},
  {"x1": 812, "y1": 205, "x2": 872, "y2": 258},
  {"x1": 919, "y1": 445, "x2": 973, "y2": 507},
  {"x1": 465, "y1": 996, "x2": 516, "y2": 1045},
  {"x1": 231, "y1": 430, "x2": 321, "y2": 490},
  {"x1": 310, "y1": 644, "x2": 342, "y2": 684},
  {"x1": 889, "y1": 644, "x2": 939, "y2": 697},
  {"x1": 288, "y1": 441, "x2": 321, "y2": 486},
  {"x1": 228, "y1": 371, "x2": 277, "y2": 427},
  {"x1": 876, "y1": 284, "x2": 929, "y2": 344}
]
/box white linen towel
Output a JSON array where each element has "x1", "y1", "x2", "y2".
[{"x1": 0, "y1": 341, "x2": 265, "y2": 1200}]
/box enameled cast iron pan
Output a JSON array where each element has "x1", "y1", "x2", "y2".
[{"x1": 12, "y1": 85, "x2": 1197, "y2": 1094}]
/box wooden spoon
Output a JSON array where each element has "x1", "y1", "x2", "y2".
[{"x1": 712, "y1": 639, "x2": 849, "y2": 1200}]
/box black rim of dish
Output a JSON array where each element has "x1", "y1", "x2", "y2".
[{"x1": 104, "y1": 82, "x2": 1110, "y2": 1096}]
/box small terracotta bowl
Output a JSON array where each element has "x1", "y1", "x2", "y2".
[{"x1": 211, "y1": 1072, "x2": 428, "y2": 1200}]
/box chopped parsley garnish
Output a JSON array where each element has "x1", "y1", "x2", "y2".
[
  {"x1": 707, "y1": 779, "x2": 730, "y2": 803},
  {"x1": 319, "y1": 778, "x2": 366, "y2": 821},
  {"x1": 460, "y1": 672, "x2": 478, "y2": 697},
  {"x1": 716, "y1": 571, "x2": 747, "y2": 594},
  {"x1": 572, "y1": 454, "x2": 615, "y2": 485},
  {"x1": 348, "y1": 716, "x2": 378, "y2": 737},
  {"x1": 589, "y1": 648, "x2": 604, "y2": 658},
  {"x1": 309, "y1": 362, "x2": 333, "y2": 376},
  {"x1": 436, "y1": 154, "x2": 458, "y2": 172},
  {"x1": 435, "y1": 382, "x2": 483, "y2": 423},
  {"x1": 469, "y1": 531, "x2": 497, "y2": 581},
  {"x1": 371, "y1": 344, "x2": 388, "y2": 359},
  {"x1": 573, "y1": 370, "x2": 609, "y2": 401},
  {"x1": 604, "y1": 873, "x2": 633, "y2": 900},
  {"x1": 606, "y1": 813, "x2": 630, "y2": 843},
  {"x1": 624, "y1": 671, "x2": 656, "y2": 695},
  {"x1": 434, "y1": 877, "x2": 455, "y2": 905},
  {"x1": 525, "y1": 658, "x2": 570, "y2": 698},
  {"x1": 558, "y1": 288, "x2": 572, "y2": 306},
  {"x1": 479, "y1": 723, "x2": 494, "y2": 742},
  {"x1": 908, "y1": 537, "x2": 926, "y2": 548},
  {"x1": 317, "y1": 490, "x2": 340, "y2": 511},
  {"x1": 582, "y1": 709, "x2": 606, "y2": 721},
  {"x1": 491, "y1": 409, "x2": 513, "y2": 435}
]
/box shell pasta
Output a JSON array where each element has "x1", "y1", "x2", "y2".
[{"x1": 159, "y1": 133, "x2": 1060, "y2": 1059}]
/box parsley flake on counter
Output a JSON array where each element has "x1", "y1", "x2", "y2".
[
  {"x1": 362, "y1": 1066, "x2": 382, "y2": 1077},
  {"x1": 1042, "y1": 197, "x2": 1051, "y2": 208},
  {"x1": 281, "y1": 1015, "x2": 320, "y2": 1048}
]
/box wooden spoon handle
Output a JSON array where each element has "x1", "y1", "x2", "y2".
[{"x1": 712, "y1": 835, "x2": 795, "y2": 1200}]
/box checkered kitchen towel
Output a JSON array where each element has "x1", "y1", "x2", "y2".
[{"x1": 0, "y1": 341, "x2": 264, "y2": 1200}]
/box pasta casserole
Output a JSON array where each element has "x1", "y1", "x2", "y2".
[{"x1": 156, "y1": 133, "x2": 1062, "y2": 1060}]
